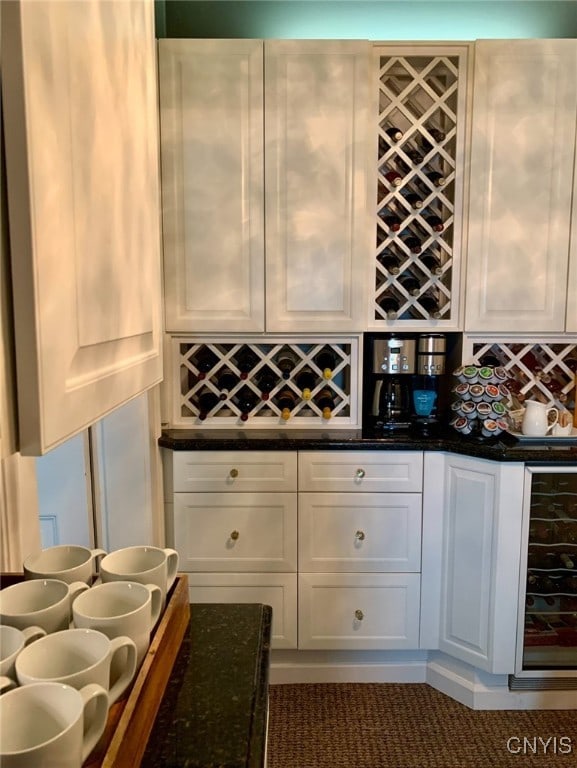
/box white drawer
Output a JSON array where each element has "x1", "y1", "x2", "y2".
[
  {"x1": 174, "y1": 492, "x2": 297, "y2": 572},
  {"x1": 173, "y1": 451, "x2": 297, "y2": 493},
  {"x1": 187, "y1": 572, "x2": 297, "y2": 649},
  {"x1": 298, "y1": 451, "x2": 423, "y2": 493},
  {"x1": 298, "y1": 572, "x2": 420, "y2": 650},
  {"x1": 299, "y1": 492, "x2": 422, "y2": 572}
]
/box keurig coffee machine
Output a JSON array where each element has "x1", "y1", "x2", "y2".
[{"x1": 370, "y1": 336, "x2": 416, "y2": 430}]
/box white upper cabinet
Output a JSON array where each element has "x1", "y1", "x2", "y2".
[
  {"x1": 158, "y1": 39, "x2": 370, "y2": 334},
  {"x1": 158, "y1": 39, "x2": 265, "y2": 333},
  {"x1": 465, "y1": 40, "x2": 577, "y2": 334},
  {"x1": 264, "y1": 40, "x2": 370, "y2": 332},
  {"x1": 2, "y1": 0, "x2": 163, "y2": 456}
]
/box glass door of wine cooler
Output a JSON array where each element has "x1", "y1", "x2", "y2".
[{"x1": 516, "y1": 467, "x2": 577, "y2": 677}]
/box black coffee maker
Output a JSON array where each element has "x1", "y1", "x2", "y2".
[{"x1": 370, "y1": 336, "x2": 416, "y2": 430}]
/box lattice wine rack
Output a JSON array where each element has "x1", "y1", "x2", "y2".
[
  {"x1": 167, "y1": 337, "x2": 360, "y2": 428},
  {"x1": 467, "y1": 339, "x2": 577, "y2": 413},
  {"x1": 372, "y1": 47, "x2": 468, "y2": 327}
]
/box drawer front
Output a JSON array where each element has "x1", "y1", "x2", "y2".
[
  {"x1": 298, "y1": 572, "x2": 420, "y2": 650},
  {"x1": 174, "y1": 492, "x2": 297, "y2": 572},
  {"x1": 299, "y1": 492, "x2": 422, "y2": 572},
  {"x1": 298, "y1": 451, "x2": 423, "y2": 493},
  {"x1": 187, "y1": 573, "x2": 297, "y2": 649},
  {"x1": 173, "y1": 451, "x2": 297, "y2": 493}
]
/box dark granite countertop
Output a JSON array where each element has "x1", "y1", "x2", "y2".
[
  {"x1": 159, "y1": 428, "x2": 577, "y2": 464},
  {"x1": 141, "y1": 603, "x2": 272, "y2": 768}
]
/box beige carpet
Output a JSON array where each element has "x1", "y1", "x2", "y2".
[{"x1": 267, "y1": 684, "x2": 576, "y2": 768}]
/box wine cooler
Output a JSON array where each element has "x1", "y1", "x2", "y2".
[{"x1": 512, "y1": 467, "x2": 577, "y2": 688}]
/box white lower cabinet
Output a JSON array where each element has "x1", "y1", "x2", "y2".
[{"x1": 297, "y1": 451, "x2": 423, "y2": 650}]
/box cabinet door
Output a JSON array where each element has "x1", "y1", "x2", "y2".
[
  {"x1": 465, "y1": 40, "x2": 577, "y2": 333},
  {"x1": 439, "y1": 455, "x2": 524, "y2": 674},
  {"x1": 265, "y1": 40, "x2": 370, "y2": 332},
  {"x1": 158, "y1": 39, "x2": 265, "y2": 333},
  {"x1": 298, "y1": 451, "x2": 423, "y2": 493},
  {"x1": 567, "y1": 139, "x2": 577, "y2": 333},
  {"x1": 2, "y1": 0, "x2": 163, "y2": 455}
]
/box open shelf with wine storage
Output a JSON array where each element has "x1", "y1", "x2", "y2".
[
  {"x1": 369, "y1": 45, "x2": 470, "y2": 330},
  {"x1": 164, "y1": 336, "x2": 361, "y2": 429}
]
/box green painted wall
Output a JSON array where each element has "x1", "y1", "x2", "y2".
[{"x1": 158, "y1": 1, "x2": 577, "y2": 39}]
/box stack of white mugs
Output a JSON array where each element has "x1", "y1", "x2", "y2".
[{"x1": 0, "y1": 544, "x2": 179, "y2": 768}]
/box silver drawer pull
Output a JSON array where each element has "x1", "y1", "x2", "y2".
[
  {"x1": 355, "y1": 609, "x2": 364, "y2": 621},
  {"x1": 229, "y1": 468, "x2": 239, "y2": 478},
  {"x1": 355, "y1": 468, "x2": 365, "y2": 479},
  {"x1": 230, "y1": 530, "x2": 240, "y2": 541},
  {"x1": 355, "y1": 530, "x2": 365, "y2": 541}
]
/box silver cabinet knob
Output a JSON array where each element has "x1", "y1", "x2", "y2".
[
  {"x1": 355, "y1": 530, "x2": 365, "y2": 541},
  {"x1": 355, "y1": 609, "x2": 364, "y2": 621},
  {"x1": 229, "y1": 468, "x2": 239, "y2": 478},
  {"x1": 230, "y1": 530, "x2": 240, "y2": 541},
  {"x1": 355, "y1": 468, "x2": 365, "y2": 479}
]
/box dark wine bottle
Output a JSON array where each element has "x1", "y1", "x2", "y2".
[
  {"x1": 196, "y1": 389, "x2": 219, "y2": 420},
  {"x1": 384, "y1": 126, "x2": 403, "y2": 142},
  {"x1": 426, "y1": 171, "x2": 446, "y2": 187},
  {"x1": 377, "y1": 252, "x2": 401, "y2": 275},
  {"x1": 418, "y1": 294, "x2": 442, "y2": 319},
  {"x1": 194, "y1": 348, "x2": 218, "y2": 380},
  {"x1": 235, "y1": 348, "x2": 259, "y2": 380},
  {"x1": 399, "y1": 276, "x2": 421, "y2": 296},
  {"x1": 315, "y1": 388, "x2": 335, "y2": 420},
  {"x1": 384, "y1": 170, "x2": 402, "y2": 187},
  {"x1": 315, "y1": 350, "x2": 337, "y2": 380},
  {"x1": 236, "y1": 387, "x2": 259, "y2": 421},
  {"x1": 425, "y1": 214, "x2": 444, "y2": 232},
  {"x1": 277, "y1": 350, "x2": 299, "y2": 380},
  {"x1": 256, "y1": 370, "x2": 277, "y2": 400},
  {"x1": 405, "y1": 148, "x2": 424, "y2": 164},
  {"x1": 380, "y1": 213, "x2": 402, "y2": 232},
  {"x1": 419, "y1": 253, "x2": 443, "y2": 275},
  {"x1": 216, "y1": 370, "x2": 237, "y2": 400},
  {"x1": 402, "y1": 236, "x2": 422, "y2": 254},
  {"x1": 295, "y1": 368, "x2": 317, "y2": 400},
  {"x1": 276, "y1": 388, "x2": 298, "y2": 421},
  {"x1": 378, "y1": 295, "x2": 399, "y2": 320},
  {"x1": 404, "y1": 193, "x2": 424, "y2": 210}
]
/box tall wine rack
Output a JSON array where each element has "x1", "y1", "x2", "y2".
[
  {"x1": 166, "y1": 337, "x2": 360, "y2": 429},
  {"x1": 371, "y1": 46, "x2": 469, "y2": 328}
]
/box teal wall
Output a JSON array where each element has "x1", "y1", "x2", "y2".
[{"x1": 158, "y1": 1, "x2": 577, "y2": 39}]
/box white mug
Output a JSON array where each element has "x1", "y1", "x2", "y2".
[
  {"x1": 99, "y1": 546, "x2": 178, "y2": 607},
  {"x1": 0, "y1": 579, "x2": 89, "y2": 634},
  {"x1": 24, "y1": 545, "x2": 107, "y2": 585},
  {"x1": 0, "y1": 675, "x2": 17, "y2": 694},
  {"x1": 0, "y1": 624, "x2": 46, "y2": 694},
  {"x1": 521, "y1": 400, "x2": 559, "y2": 437},
  {"x1": 72, "y1": 580, "x2": 162, "y2": 666},
  {"x1": 0, "y1": 681, "x2": 108, "y2": 767},
  {"x1": 16, "y1": 628, "x2": 137, "y2": 706}
]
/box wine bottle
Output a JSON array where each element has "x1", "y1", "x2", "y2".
[
  {"x1": 426, "y1": 171, "x2": 446, "y2": 187},
  {"x1": 256, "y1": 370, "x2": 277, "y2": 400},
  {"x1": 427, "y1": 127, "x2": 446, "y2": 142},
  {"x1": 277, "y1": 350, "x2": 299, "y2": 380},
  {"x1": 380, "y1": 214, "x2": 402, "y2": 232},
  {"x1": 196, "y1": 389, "x2": 219, "y2": 420},
  {"x1": 418, "y1": 294, "x2": 442, "y2": 319},
  {"x1": 276, "y1": 388, "x2": 298, "y2": 421},
  {"x1": 378, "y1": 295, "x2": 399, "y2": 320},
  {"x1": 316, "y1": 388, "x2": 335, "y2": 420},
  {"x1": 216, "y1": 370, "x2": 237, "y2": 400},
  {"x1": 384, "y1": 126, "x2": 403, "y2": 142},
  {"x1": 315, "y1": 350, "x2": 337, "y2": 380},
  {"x1": 419, "y1": 253, "x2": 443, "y2": 275},
  {"x1": 194, "y1": 348, "x2": 218, "y2": 380},
  {"x1": 402, "y1": 236, "x2": 422, "y2": 254},
  {"x1": 560, "y1": 552, "x2": 575, "y2": 569},
  {"x1": 404, "y1": 192, "x2": 424, "y2": 210},
  {"x1": 399, "y1": 276, "x2": 421, "y2": 296},
  {"x1": 236, "y1": 387, "x2": 259, "y2": 421},
  {"x1": 377, "y1": 252, "x2": 401, "y2": 275},
  {"x1": 384, "y1": 170, "x2": 402, "y2": 187},
  {"x1": 425, "y1": 214, "x2": 444, "y2": 232},
  {"x1": 406, "y1": 148, "x2": 424, "y2": 165},
  {"x1": 295, "y1": 368, "x2": 316, "y2": 400},
  {"x1": 235, "y1": 348, "x2": 259, "y2": 380}
]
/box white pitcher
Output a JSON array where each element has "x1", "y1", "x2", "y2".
[{"x1": 521, "y1": 400, "x2": 559, "y2": 437}]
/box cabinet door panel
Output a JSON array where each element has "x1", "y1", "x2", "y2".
[
  {"x1": 2, "y1": 0, "x2": 162, "y2": 455},
  {"x1": 265, "y1": 40, "x2": 370, "y2": 332},
  {"x1": 159, "y1": 39, "x2": 265, "y2": 332},
  {"x1": 172, "y1": 451, "x2": 297, "y2": 493},
  {"x1": 298, "y1": 451, "x2": 423, "y2": 493},
  {"x1": 465, "y1": 40, "x2": 577, "y2": 333}
]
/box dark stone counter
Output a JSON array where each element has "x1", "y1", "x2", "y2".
[
  {"x1": 159, "y1": 428, "x2": 577, "y2": 464},
  {"x1": 141, "y1": 603, "x2": 272, "y2": 768}
]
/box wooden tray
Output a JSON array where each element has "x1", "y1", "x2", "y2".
[
  {"x1": 87, "y1": 573, "x2": 190, "y2": 767},
  {"x1": 0, "y1": 572, "x2": 190, "y2": 768}
]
